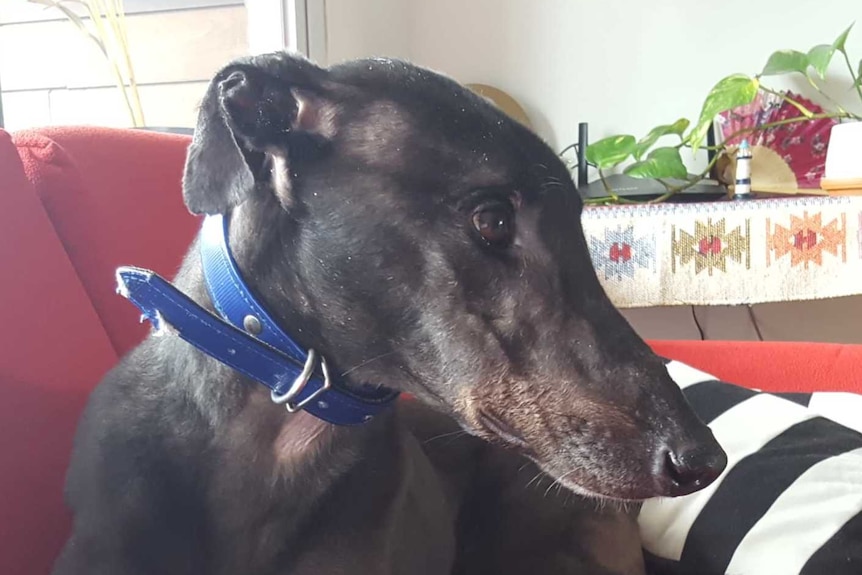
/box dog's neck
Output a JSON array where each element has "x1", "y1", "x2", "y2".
[
  {"x1": 157, "y1": 201, "x2": 402, "y2": 527},
  {"x1": 169, "y1": 196, "x2": 384, "y2": 409},
  {"x1": 185, "y1": 359, "x2": 404, "y2": 566}
]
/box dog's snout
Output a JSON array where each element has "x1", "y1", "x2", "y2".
[{"x1": 658, "y1": 440, "x2": 727, "y2": 496}]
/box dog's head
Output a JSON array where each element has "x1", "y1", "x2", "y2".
[{"x1": 183, "y1": 52, "x2": 726, "y2": 501}]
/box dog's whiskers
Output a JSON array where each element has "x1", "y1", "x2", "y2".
[
  {"x1": 543, "y1": 479, "x2": 560, "y2": 498},
  {"x1": 340, "y1": 349, "x2": 401, "y2": 377},
  {"x1": 525, "y1": 470, "x2": 545, "y2": 490},
  {"x1": 422, "y1": 429, "x2": 469, "y2": 445},
  {"x1": 543, "y1": 466, "x2": 580, "y2": 498}
]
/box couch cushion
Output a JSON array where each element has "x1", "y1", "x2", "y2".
[
  {"x1": 13, "y1": 126, "x2": 201, "y2": 357},
  {"x1": 0, "y1": 129, "x2": 118, "y2": 575},
  {"x1": 640, "y1": 360, "x2": 862, "y2": 575}
]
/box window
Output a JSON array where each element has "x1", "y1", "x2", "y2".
[{"x1": 0, "y1": 0, "x2": 320, "y2": 130}]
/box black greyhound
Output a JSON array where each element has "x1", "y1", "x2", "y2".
[{"x1": 52, "y1": 53, "x2": 726, "y2": 575}]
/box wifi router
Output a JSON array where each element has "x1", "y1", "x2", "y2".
[{"x1": 574, "y1": 122, "x2": 727, "y2": 203}]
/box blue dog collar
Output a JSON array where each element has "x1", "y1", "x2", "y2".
[{"x1": 115, "y1": 214, "x2": 398, "y2": 426}]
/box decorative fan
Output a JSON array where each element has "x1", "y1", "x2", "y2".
[
  {"x1": 715, "y1": 91, "x2": 838, "y2": 191},
  {"x1": 715, "y1": 90, "x2": 783, "y2": 147}
]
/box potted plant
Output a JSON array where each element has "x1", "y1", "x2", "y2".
[
  {"x1": 26, "y1": 0, "x2": 145, "y2": 127},
  {"x1": 578, "y1": 24, "x2": 862, "y2": 204}
]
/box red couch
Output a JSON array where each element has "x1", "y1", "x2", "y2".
[{"x1": 1, "y1": 126, "x2": 860, "y2": 575}]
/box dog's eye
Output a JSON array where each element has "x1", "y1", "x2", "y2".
[{"x1": 472, "y1": 203, "x2": 515, "y2": 248}]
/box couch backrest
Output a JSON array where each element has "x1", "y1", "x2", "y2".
[
  {"x1": 0, "y1": 129, "x2": 118, "y2": 575},
  {"x1": 13, "y1": 126, "x2": 201, "y2": 357}
]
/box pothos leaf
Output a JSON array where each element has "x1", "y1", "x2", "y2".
[
  {"x1": 633, "y1": 118, "x2": 690, "y2": 160},
  {"x1": 762, "y1": 49, "x2": 810, "y2": 76},
  {"x1": 585, "y1": 135, "x2": 636, "y2": 169},
  {"x1": 833, "y1": 23, "x2": 854, "y2": 53},
  {"x1": 624, "y1": 147, "x2": 688, "y2": 180},
  {"x1": 807, "y1": 24, "x2": 856, "y2": 79},
  {"x1": 807, "y1": 44, "x2": 835, "y2": 79},
  {"x1": 688, "y1": 74, "x2": 760, "y2": 153}
]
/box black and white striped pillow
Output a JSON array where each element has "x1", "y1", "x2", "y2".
[{"x1": 638, "y1": 361, "x2": 862, "y2": 575}]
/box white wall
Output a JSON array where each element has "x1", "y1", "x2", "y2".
[
  {"x1": 321, "y1": 0, "x2": 862, "y2": 344},
  {"x1": 323, "y1": 0, "x2": 862, "y2": 174},
  {"x1": 325, "y1": 0, "x2": 411, "y2": 65}
]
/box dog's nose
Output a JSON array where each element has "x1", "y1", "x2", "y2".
[{"x1": 659, "y1": 441, "x2": 727, "y2": 496}]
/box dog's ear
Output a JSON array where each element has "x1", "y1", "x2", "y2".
[{"x1": 182, "y1": 55, "x2": 336, "y2": 214}]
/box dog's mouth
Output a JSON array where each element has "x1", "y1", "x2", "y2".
[
  {"x1": 466, "y1": 398, "x2": 726, "y2": 503},
  {"x1": 474, "y1": 412, "x2": 649, "y2": 501},
  {"x1": 476, "y1": 407, "x2": 529, "y2": 450}
]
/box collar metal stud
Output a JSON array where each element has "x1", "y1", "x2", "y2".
[{"x1": 243, "y1": 314, "x2": 262, "y2": 335}]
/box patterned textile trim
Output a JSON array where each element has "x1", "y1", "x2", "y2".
[{"x1": 581, "y1": 196, "x2": 862, "y2": 307}]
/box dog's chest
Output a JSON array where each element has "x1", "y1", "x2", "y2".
[
  {"x1": 211, "y1": 403, "x2": 457, "y2": 574},
  {"x1": 281, "y1": 433, "x2": 459, "y2": 575}
]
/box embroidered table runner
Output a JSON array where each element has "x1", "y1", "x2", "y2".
[{"x1": 581, "y1": 196, "x2": 862, "y2": 308}]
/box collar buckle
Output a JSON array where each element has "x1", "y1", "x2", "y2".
[
  {"x1": 270, "y1": 348, "x2": 333, "y2": 413},
  {"x1": 114, "y1": 212, "x2": 399, "y2": 426}
]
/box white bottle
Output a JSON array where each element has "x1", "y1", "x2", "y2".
[{"x1": 734, "y1": 139, "x2": 752, "y2": 199}]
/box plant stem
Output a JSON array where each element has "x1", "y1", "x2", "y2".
[
  {"x1": 678, "y1": 142, "x2": 724, "y2": 152},
  {"x1": 582, "y1": 170, "x2": 623, "y2": 205},
  {"x1": 804, "y1": 75, "x2": 848, "y2": 116},
  {"x1": 652, "y1": 152, "x2": 723, "y2": 201},
  {"x1": 584, "y1": 156, "x2": 719, "y2": 206},
  {"x1": 759, "y1": 86, "x2": 814, "y2": 118},
  {"x1": 83, "y1": 0, "x2": 138, "y2": 126},
  {"x1": 596, "y1": 169, "x2": 620, "y2": 201},
  {"x1": 841, "y1": 50, "x2": 862, "y2": 106},
  {"x1": 724, "y1": 110, "x2": 858, "y2": 144},
  {"x1": 109, "y1": 0, "x2": 145, "y2": 125},
  {"x1": 559, "y1": 143, "x2": 579, "y2": 157}
]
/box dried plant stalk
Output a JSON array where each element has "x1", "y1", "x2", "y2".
[{"x1": 28, "y1": 0, "x2": 145, "y2": 126}]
